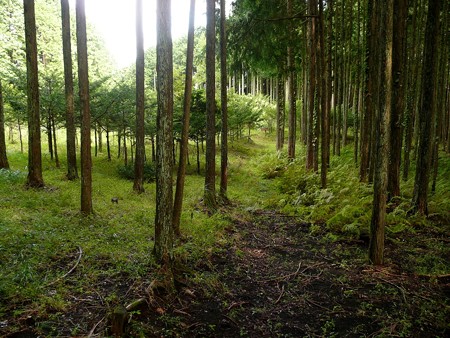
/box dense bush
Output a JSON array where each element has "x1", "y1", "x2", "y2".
[{"x1": 117, "y1": 162, "x2": 156, "y2": 182}]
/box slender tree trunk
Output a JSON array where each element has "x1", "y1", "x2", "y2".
[
  {"x1": 47, "y1": 110, "x2": 53, "y2": 160},
  {"x1": 18, "y1": 120, "x2": 23, "y2": 153},
  {"x1": 61, "y1": 0, "x2": 78, "y2": 180},
  {"x1": 287, "y1": 0, "x2": 296, "y2": 160},
  {"x1": 204, "y1": 0, "x2": 217, "y2": 210},
  {"x1": 51, "y1": 112, "x2": 60, "y2": 168},
  {"x1": 76, "y1": 0, "x2": 93, "y2": 214},
  {"x1": 411, "y1": 0, "x2": 442, "y2": 215},
  {"x1": 319, "y1": 0, "x2": 329, "y2": 188},
  {"x1": 306, "y1": 0, "x2": 317, "y2": 170},
  {"x1": 24, "y1": 0, "x2": 44, "y2": 188},
  {"x1": 403, "y1": 0, "x2": 420, "y2": 181},
  {"x1": 369, "y1": 0, "x2": 391, "y2": 266},
  {"x1": 387, "y1": 0, "x2": 407, "y2": 199},
  {"x1": 0, "y1": 81, "x2": 9, "y2": 169},
  {"x1": 133, "y1": 0, "x2": 145, "y2": 193},
  {"x1": 173, "y1": 0, "x2": 196, "y2": 237},
  {"x1": 154, "y1": 0, "x2": 174, "y2": 263},
  {"x1": 98, "y1": 123, "x2": 102, "y2": 153},
  {"x1": 219, "y1": 0, "x2": 228, "y2": 200},
  {"x1": 106, "y1": 127, "x2": 111, "y2": 161},
  {"x1": 276, "y1": 75, "x2": 285, "y2": 152},
  {"x1": 196, "y1": 138, "x2": 200, "y2": 174},
  {"x1": 360, "y1": 0, "x2": 376, "y2": 182}
]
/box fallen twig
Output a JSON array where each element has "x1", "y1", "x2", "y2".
[
  {"x1": 305, "y1": 298, "x2": 331, "y2": 311},
  {"x1": 263, "y1": 262, "x2": 302, "y2": 282},
  {"x1": 375, "y1": 276, "x2": 407, "y2": 304},
  {"x1": 227, "y1": 301, "x2": 249, "y2": 311},
  {"x1": 125, "y1": 298, "x2": 147, "y2": 311},
  {"x1": 274, "y1": 284, "x2": 285, "y2": 304},
  {"x1": 87, "y1": 316, "x2": 105, "y2": 338},
  {"x1": 46, "y1": 246, "x2": 83, "y2": 286},
  {"x1": 222, "y1": 314, "x2": 239, "y2": 327}
]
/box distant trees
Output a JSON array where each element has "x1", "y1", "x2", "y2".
[
  {"x1": 76, "y1": 0, "x2": 93, "y2": 214},
  {"x1": 23, "y1": 0, "x2": 44, "y2": 188}
]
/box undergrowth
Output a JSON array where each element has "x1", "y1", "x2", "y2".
[{"x1": 0, "y1": 132, "x2": 449, "y2": 336}]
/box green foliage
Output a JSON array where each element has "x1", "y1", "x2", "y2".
[{"x1": 116, "y1": 162, "x2": 156, "y2": 182}]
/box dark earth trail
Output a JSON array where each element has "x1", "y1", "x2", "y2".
[{"x1": 136, "y1": 210, "x2": 449, "y2": 337}]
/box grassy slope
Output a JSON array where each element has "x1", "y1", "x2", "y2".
[{"x1": 0, "y1": 132, "x2": 449, "y2": 335}]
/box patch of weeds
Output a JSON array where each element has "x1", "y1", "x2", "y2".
[
  {"x1": 0, "y1": 168, "x2": 26, "y2": 183},
  {"x1": 321, "y1": 318, "x2": 337, "y2": 337}
]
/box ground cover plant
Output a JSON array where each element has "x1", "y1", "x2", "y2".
[{"x1": 0, "y1": 133, "x2": 448, "y2": 337}]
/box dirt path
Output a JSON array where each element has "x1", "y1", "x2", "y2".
[{"x1": 168, "y1": 210, "x2": 449, "y2": 337}]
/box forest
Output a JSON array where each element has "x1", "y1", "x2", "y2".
[{"x1": 0, "y1": 0, "x2": 449, "y2": 336}]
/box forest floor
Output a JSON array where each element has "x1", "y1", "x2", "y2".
[{"x1": 4, "y1": 208, "x2": 448, "y2": 337}]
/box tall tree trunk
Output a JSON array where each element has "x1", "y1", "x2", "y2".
[
  {"x1": 18, "y1": 120, "x2": 23, "y2": 153},
  {"x1": 51, "y1": 112, "x2": 60, "y2": 168},
  {"x1": 306, "y1": 0, "x2": 317, "y2": 170},
  {"x1": 369, "y1": 0, "x2": 391, "y2": 266},
  {"x1": 287, "y1": 0, "x2": 296, "y2": 160},
  {"x1": 47, "y1": 110, "x2": 53, "y2": 160},
  {"x1": 98, "y1": 123, "x2": 103, "y2": 153},
  {"x1": 360, "y1": 0, "x2": 376, "y2": 182},
  {"x1": 387, "y1": 0, "x2": 407, "y2": 200},
  {"x1": 0, "y1": 81, "x2": 9, "y2": 169},
  {"x1": 76, "y1": 0, "x2": 93, "y2": 214},
  {"x1": 61, "y1": 0, "x2": 78, "y2": 180},
  {"x1": 219, "y1": 0, "x2": 228, "y2": 200},
  {"x1": 106, "y1": 127, "x2": 111, "y2": 161},
  {"x1": 276, "y1": 75, "x2": 285, "y2": 152},
  {"x1": 204, "y1": 0, "x2": 217, "y2": 210},
  {"x1": 24, "y1": 0, "x2": 44, "y2": 188},
  {"x1": 411, "y1": 0, "x2": 442, "y2": 215},
  {"x1": 319, "y1": 0, "x2": 329, "y2": 188},
  {"x1": 173, "y1": 0, "x2": 195, "y2": 237},
  {"x1": 154, "y1": 0, "x2": 174, "y2": 263},
  {"x1": 133, "y1": 0, "x2": 145, "y2": 193}
]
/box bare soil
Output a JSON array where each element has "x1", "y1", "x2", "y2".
[{"x1": 3, "y1": 210, "x2": 449, "y2": 337}]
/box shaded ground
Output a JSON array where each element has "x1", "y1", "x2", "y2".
[{"x1": 3, "y1": 210, "x2": 449, "y2": 337}]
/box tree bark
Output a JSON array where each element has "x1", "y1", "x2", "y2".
[
  {"x1": 133, "y1": 0, "x2": 145, "y2": 193},
  {"x1": 51, "y1": 112, "x2": 60, "y2": 168},
  {"x1": 76, "y1": 0, "x2": 93, "y2": 214},
  {"x1": 154, "y1": 0, "x2": 174, "y2": 263},
  {"x1": 204, "y1": 0, "x2": 217, "y2": 210},
  {"x1": 387, "y1": 0, "x2": 407, "y2": 200},
  {"x1": 24, "y1": 0, "x2": 44, "y2": 188},
  {"x1": 369, "y1": 0, "x2": 391, "y2": 266},
  {"x1": 61, "y1": 0, "x2": 78, "y2": 180},
  {"x1": 306, "y1": 0, "x2": 317, "y2": 170},
  {"x1": 0, "y1": 81, "x2": 9, "y2": 169},
  {"x1": 319, "y1": 0, "x2": 329, "y2": 188},
  {"x1": 276, "y1": 75, "x2": 285, "y2": 152},
  {"x1": 219, "y1": 0, "x2": 228, "y2": 200},
  {"x1": 411, "y1": 0, "x2": 442, "y2": 215},
  {"x1": 173, "y1": 0, "x2": 195, "y2": 237},
  {"x1": 287, "y1": 0, "x2": 296, "y2": 160}
]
